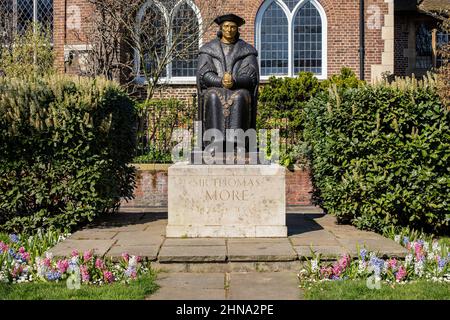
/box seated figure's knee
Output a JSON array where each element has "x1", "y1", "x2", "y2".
[
  {"x1": 234, "y1": 89, "x2": 251, "y2": 106},
  {"x1": 205, "y1": 90, "x2": 221, "y2": 104}
]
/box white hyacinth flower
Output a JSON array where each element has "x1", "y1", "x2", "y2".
[
  {"x1": 45, "y1": 252, "x2": 53, "y2": 260},
  {"x1": 394, "y1": 235, "x2": 401, "y2": 243},
  {"x1": 414, "y1": 260, "x2": 424, "y2": 277},
  {"x1": 358, "y1": 260, "x2": 366, "y2": 274},
  {"x1": 423, "y1": 242, "x2": 430, "y2": 253},
  {"x1": 311, "y1": 259, "x2": 319, "y2": 273},
  {"x1": 432, "y1": 241, "x2": 440, "y2": 253},
  {"x1": 405, "y1": 254, "x2": 413, "y2": 266},
  {"x1": 129, "y1": 256, "x2": 138, "y2": 268}
]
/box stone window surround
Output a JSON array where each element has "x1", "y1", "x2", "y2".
[{"x1": 255, "y1": 0, "x2": 328, "y2": 80}]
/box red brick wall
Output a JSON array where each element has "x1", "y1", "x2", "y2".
[
  {"x1": 54, "y1": 0, "x2": 389, "y2": 81},
  {"x1": 121, "y1": 165, "x2": 313, "y2": 208}
]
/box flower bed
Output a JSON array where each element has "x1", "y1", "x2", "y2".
[
  {"x1": 298, "y1": 234, "x2": 449, "y2": 288},
  {"x1": 0, "y1": 231, "x2": 151, "y2": 286}
]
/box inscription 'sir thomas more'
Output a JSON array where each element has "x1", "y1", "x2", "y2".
[{"x1": 175, "y1": 176, "x2": 263, "y2": 202}]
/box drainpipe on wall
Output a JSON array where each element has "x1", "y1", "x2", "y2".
[{"x1": 359, "y1": 0, "x2": 365, "y2": 80}]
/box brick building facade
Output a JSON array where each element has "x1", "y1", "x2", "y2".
[{"x1": 53, "y1": 0, "x2": 397, "y2": 85}]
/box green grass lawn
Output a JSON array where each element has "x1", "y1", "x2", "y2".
[
  {"x1": 0, "y1": 273, "x2": 159, "y2": 300},
  {"x1": 304, "y1": 279, "x2": 450, "y2": 300}
]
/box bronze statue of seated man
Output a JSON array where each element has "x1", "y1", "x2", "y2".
[{"x1": 196, "y1": 13, "x2": 259, "y2": 154}]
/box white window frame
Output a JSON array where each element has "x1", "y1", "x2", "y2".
[
  {"x1": 134, "y1": 0, "x2": 202, "y2": 85},
  {"x1": 255, "y1": 0, "x2": 327, "y2": 80}
]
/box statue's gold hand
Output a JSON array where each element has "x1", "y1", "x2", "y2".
[{"x1": 222, "y1": 73, "x2": 234, "y2": 89}]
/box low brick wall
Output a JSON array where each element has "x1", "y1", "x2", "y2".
[{"x1": 121, "y1": 164, "x2": 313, "y2": 208}]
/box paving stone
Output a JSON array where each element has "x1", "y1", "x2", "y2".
[
  {"x1": 337, "y1": 238, "x2": 408, "y2": 258},
  {"x1": 227, "y1": 238, "x2": 297, "y2": 261},
  {"x1": 148, "y1": 273, "x2": 225, "y2": 300},
  {"x1": 69, "y1": 230, "x2": 118, "y2": 240},
  {"x1": 106, "y1": 245, "x2": 160, "y2": 261},
  {"x1": 289, "y1": 230, "x2": 338, "y2": 246},
  {"x1": 186, "y1": 263, "x2": 231, "y2": 273},
  {"x1": 330, "y1": 230, "x2": 385, "y2": 240},
  {"x1": 148, "y1": 288, "x2": 226, "y2": 300},
  {"x1": 112, "y1": 231, "x2": 164, "y2": 246},
  {"x1": 228, "y1": 272, "x2": 302, "y2": 300},
  {"x1": 144, "y1": 224, "x2": 167, "y2": 236},
  {"x1": 154, "y1": 273, "x2": 225, "y2": 289},
  {"x1": 286, "y1": 206, "x2": 324, "y2": 214},
  {"x1": 164, "y1": 238, "x2": 226, "y2": 246},
  {"x1": 48, "y1": 239, "x2": 115, "y2": 257},
  {"x1": 150, "y1": 262, "x2": 188, "y2": 273},
  {"x1": 294, "y1": 245, "x2": 347, "y2": 260},
  {"x1": 159, "y1": 244, "x2": 226, "y2": 262}
]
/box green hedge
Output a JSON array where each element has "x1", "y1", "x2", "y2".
[
  {"x1": 0, "y1": 76, "x2": 136, "y2": 233},
  {"x1": 304, "y1": 76, "x2": 450, "y2": 234}
]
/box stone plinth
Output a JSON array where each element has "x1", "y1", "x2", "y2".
[{"x1": 167, "y1": 163, "x2": 287, "y2": 237}]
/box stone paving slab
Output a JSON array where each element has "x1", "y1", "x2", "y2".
[
  {"x1": 159, "y1": 246, "x2": 227, "y2": 262},
  {"x1": 48, "y1": 239, "x2": 116, "y2": 258},
  {"x1": 69, "y1": 230, "x2": 118, "y2": 240},
  {"x1": 228, "y1": 272, "x2": 302, "y2": 300},
  {"x1": 148, "y1": 273, "x2": 226, "y2": 300},
  {"x1": 164, "y1": 238, "x2": 226, "y2": 246},
  {"x1": 106, "y1": 245, "x2": 160, "y2": 261},
  {"x1": 227, "y1": 238, "x2": 297, "y2": 261},
  {"x1": 289, "y1": 230, "x2": 337, "y2": 246},
  {"x1": 48, "y1": 210, "x2": 409, "y2": 265},
  {"x1": 112, "y1": 231, "x2": 164, "y2": 246},
  {"x1": 294, "y1": 245, "x2": 348, "y2": 260}
]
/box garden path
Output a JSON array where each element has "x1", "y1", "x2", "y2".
[{"x1": 48, "y1": 206, "x2": 407, "y2": 300}]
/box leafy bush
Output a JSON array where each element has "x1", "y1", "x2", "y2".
[
  {"x1": 0, "y1": 23, "x2": 54, "y2": 78},
  {"x1": 134, "y1": 98, "x2": 195, "y2": 163},
  {"x1": 0, "y1": 76, "x2": 136, "y2": 233},
  {"x1": 304, "y1": 75, "x2": 449, "y2": 234},
  {"x1": 258, "y1": 69, "x2": 362, "y2": 167}
]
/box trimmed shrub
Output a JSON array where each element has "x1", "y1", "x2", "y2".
[
  {"x1": 0, "y1": 76, "x2": 136, "y2": 233},
  {"x1": 304, "y1": 75, "x2": 450, "y2": 234},
  {"x1": 257, "y1": 69, "x2": 362, "y2": 167}
]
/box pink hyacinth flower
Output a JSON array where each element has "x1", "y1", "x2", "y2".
[
  {"x1": 22, "y1": 252, "x2": 30, "y2": 261},
  {"x1": 388, "y1": 258, "x2": 397, "y2": 269},
  {"x1": 18, "y1": 247, "x2": 26, "y2": 254},
  {"x1": 0, "y1": 241, "x2": 9, "y2": 252},
  {"x1": 57, "y1": 259, "x2": 69, "y2": 273},
  {"x1": 95, "y1": 258, "x2": 104, "y2": 270},
  {"x1": 80, "y1": 265, "x2": 90, "y2": 282},
  {"x1": 396, "y1": 266, "x2": 407, "y2": 281},
  {"x1": 71, "y1": 250, "x2": 79, "y2": 257},
  {"x1": 122, "y1": 252, "x2": 129, "y2": 262},
  {"x1": 103, "y1": 271, "x2": 115, "y2": 283},
  {"x1": 43, "y1": 257, "x2": 52, "y2": 267},
  {"x1": 83, "y1": 250, "x2": 93, "y2": 262}
]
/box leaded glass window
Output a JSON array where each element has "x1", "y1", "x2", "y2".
[
  {"x1": 256, "y1": 0, "x2": 326, "y2": 78},
  {"x1": 293, "y1": 1, "x2": 322, "y2": 74},
  {"x1": 0, "y1": 0, "x2": 53, "y2": 34},
  {"x1": 136, "y1": 0, "x2": 201, "y2": 81},
  {"x1": 437, "y1": 32, "x2": 449, "y2": 68},
  {"x1": 282, "y1": 0, "x2": 300, "y2": 11},
  {"x1": 415, "y1": 23, "x2": 432, "y2": 69},
  {"x1": 140, "y1": 4, "x2": 167, "y2": 77},
  {"x1": 260, "y1": 1, "x2": 289, "y2": 76},
  {"x1": 171, "y1": 2, "x2": 199, "y2": 77}
]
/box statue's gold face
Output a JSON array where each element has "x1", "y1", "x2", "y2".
[{"x1": 221, "y1": 21, "x2": 238, "y2": 43}]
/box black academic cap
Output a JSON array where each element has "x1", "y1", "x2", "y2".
[{"x1": 214, "y1": 14, "x2": 245, "y2": 27}]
